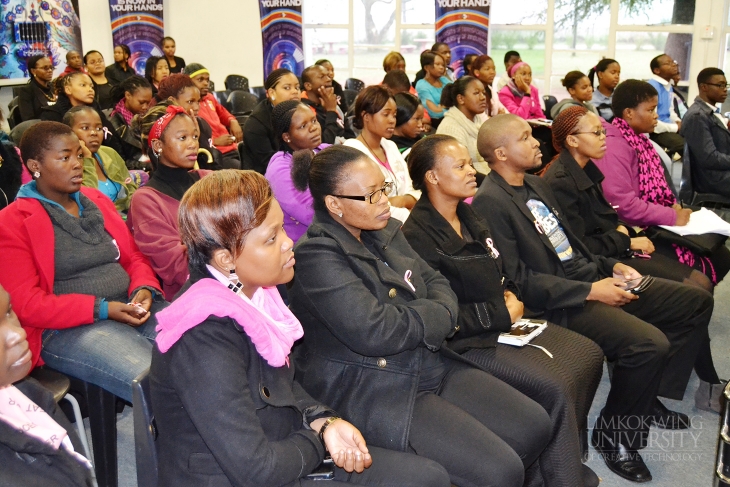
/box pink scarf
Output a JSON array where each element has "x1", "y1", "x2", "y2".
[
  {"x1": 110, "y1": 98, "x2": 135, "y2": 125},
  {"x1": 155, "y1": 277, "x2": 304, "y2": 367},
  {"x1": 612, "y1": 117, "x2": 717, "y2": 282},
  {"x1": 0, "y1": 386, "x2": 91, "y2": 466}
]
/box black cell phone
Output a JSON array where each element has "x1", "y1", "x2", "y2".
[
  {"x1": 305, "y1": 457, "x2": 335, "y2": 480},
  {"x1": 623, "y1": 277, "x2": 644, "y2": 289},
  {"x1": 625, "y1": 275, "x2": 654, "y2": 294}
]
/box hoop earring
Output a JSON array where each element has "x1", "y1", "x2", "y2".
[{"x1": 227, "y1": 268, "x2": 243, "y2": 294}]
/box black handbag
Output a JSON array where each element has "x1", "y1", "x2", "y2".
[{"x1": 644, "y1": 226, "x2": 727, "y2": 256}]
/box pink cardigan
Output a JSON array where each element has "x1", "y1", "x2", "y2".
[{"x1": 498, "y1": 84, "x2": 545, "y2": 120}]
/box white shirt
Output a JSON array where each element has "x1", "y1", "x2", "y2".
[
  {"x1": 703, "y1": 100, "x2": 729, "y2": 131},
  {"x1": 650, "y1": 74, "x2": 680, "y2": 134}
]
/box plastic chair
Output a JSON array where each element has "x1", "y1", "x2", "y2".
[
  {"x1": 224, "y1": 74, "x2": 249, "y2": 92},
  {"x1": 345, "y1": 78, "x2": 365, "y2": 92},
  {"x1": 132, "y1": 369, "x2": 158, "y2": 487},
  {"x1": 208, "y1": 79, "x2": 216, "y2": 92},
  {"x1": 679, "y1": 143, "x2": 730, "y2": 208},
  {"x1": 250, "y1": 86, "x2": 267, "y2": 101},
  {"x1": 227, "y1": 91, "x2": 260, "y2": 116},
  {"x1": 343, "y1": 89, "x2": 359, "y2": 109},
  {"x1": 9, "y1": 119, "x2": 41, "y2": 145},
  {"x1": 543, "y1": 95, "x2": 558, "y2": 120},
  {"x1": 212, "y1": 90, "x2": 231, "y2": 111}
]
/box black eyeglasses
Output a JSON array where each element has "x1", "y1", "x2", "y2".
[
  {"x1": 571, "y1": 128, "x2": 606, "y2": 137},
  {"x1": 332, "y1": 182, "x2": 394, "y2": 204},
  {"x1": 703, "y1": 82, "x2": 729, "y2": 89}
]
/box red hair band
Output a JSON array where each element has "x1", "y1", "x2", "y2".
[{"x1": 148, "y1": 105, "x2": 187, "y2": 148}]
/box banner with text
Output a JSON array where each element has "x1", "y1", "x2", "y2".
[
  {"x1": 435, "y1": 0, "x2": 490, "y2": 78},
  {"x1": 108, "y1": 0, "x2": 164, "y2": 76},
  {"x1": 259, "y1": 0, "x2": 304, "y2": 80}
]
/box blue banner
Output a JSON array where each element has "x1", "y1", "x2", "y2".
[
  {"x1": 108, "y1": 0, "x2": 164, "y2": 76},
  {"x1": 435, "y1": 0, "x2": 490, "y2": 78},
  {"x1": 259, "y1": 0, "x2": 304, "y2": 79}
]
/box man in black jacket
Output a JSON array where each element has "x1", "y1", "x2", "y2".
[
  {"x1": 680, "y1": 67, "x2": 730, "y2": 198},
  {"x1": 473, "y1": 114, "x2": 714, "y2": 483},
  {"x1": 301, "y1": 64, "x2": 350, "y2": 143}
]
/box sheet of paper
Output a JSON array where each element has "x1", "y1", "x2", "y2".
[{"x1": 658, "y1": 207, "x2": 730, "y2": 236}]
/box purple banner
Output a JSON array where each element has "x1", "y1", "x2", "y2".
[
  {"x1": 259, "y1": 0, "x2": 304, "y2": 80},
  {"x1": 108, "y1": 0, "x2": 164, "y2": 76},
  {"x1": 435, "y1": 0, "x2": 490, "y2": 78}
]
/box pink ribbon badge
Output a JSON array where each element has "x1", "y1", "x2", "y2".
[{"x1": 404, "y1": 270, "x2": 416, "y2": 292}]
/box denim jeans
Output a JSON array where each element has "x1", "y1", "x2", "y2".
[{"x1": 40, "y1": 300, "x2": 168, "y2": 402}]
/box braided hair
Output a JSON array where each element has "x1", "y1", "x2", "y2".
[
  {"x1": 537, "y1": 105, "x2": 589, "y2": 177},
  {"x1": 272, "y1": 100, "x2": 305, "y2": 152},
  {"x1": 110, "y1": 75, "x2": 152, "y2": 104}
]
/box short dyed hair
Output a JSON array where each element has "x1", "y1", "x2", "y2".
[
  {"x1": 157, "y1": 73, "x2": 195, "y2": 100},
  {"x1": 179, "y1": 170, "x2": 273, "y2": 273},
  {"x1": 383, "y1": 51, "x2": 406, "y2": 72}
]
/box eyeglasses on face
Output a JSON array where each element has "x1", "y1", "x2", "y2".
[
  {"x1": 571, "y1": 128, "x2": 607, "y2": 137},
  {"x1": 703, "y1": 82, "x2": 729, "y2": 90},
  {"x1": 332, "y1": 181, "x2": 395, "y2": 204}
]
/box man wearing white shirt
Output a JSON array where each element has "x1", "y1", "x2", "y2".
[
  {"x1": 680, "y1": 67, "x2": 730, "y2": 198},
  {"x1": 647, "y1": 54, "x2": 685, "y2": 157}
]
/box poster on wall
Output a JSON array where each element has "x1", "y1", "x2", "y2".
[
  {"x1": 259, "y1": 0, "x2": 304, "y2": 80},
  {"x1": 0, "y1": 0, "x2": 82, "y2": 84},
  {"x1": 435, "y1": 0, "x2": 490, "y2": 78},
  {"x1": 108, "y1": 0, "x2": 164, "y2": 76}
]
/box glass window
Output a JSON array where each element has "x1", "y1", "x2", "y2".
[
  {"x1": 354, "y1": 0, "x2": 396, "y2": 45},
  {"x1": 490, "y1": 29, "x2": 546, "y2": 77},
  {"x1": 401, "y1": 29, "x2": 434, "y2": 79},
  {"x1": 553, "y1": 3, "x2": 610, "y2": 51},
  {"x1": 490, "y1": 0, "x2": 546, "y2": 25},
  {"x1": 402, "y1": 0, "x2": 434, "y2": 24},
  {"x1": 303, "y1": 28, "x2": 350, "y2": 73},
  {"x1": 618, "y1": 0, "x2": 694, "y2": 26},
  {"x1": 303, "y1": 0, "x2": 348, "y2": 24},
  {"x1": 725, "y1": 34, "x2": 730, "y2": 73},
  {"x1": 615, "y1": 31, "x2": 692, "y2": 81}
]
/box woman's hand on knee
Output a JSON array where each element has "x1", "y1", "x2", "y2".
[
  {"x1": 108, "y1": 301, "x2": 151, "y2": 327},
  {"x1": 323, "y1": 420, "x2": 373, "y2": 473}
]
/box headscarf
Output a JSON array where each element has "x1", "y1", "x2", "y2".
[{"x1": 147, "y1": 104, "x2": 186, "y2": 148}]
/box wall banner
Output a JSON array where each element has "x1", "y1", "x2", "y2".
[
  {"x1": 108, "y1": 0, "x2": 164, "y2": 76},
  {"x1": 259, "y1": 0, "x2": 304, "y2": 80},
  {"x1": 435, "y1": 0, "x2": 490, "y2": 78}
]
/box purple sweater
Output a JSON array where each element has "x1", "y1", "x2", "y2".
[
  {"x1": 593, "y1": 121, "x2": 677, "y2": 226},
  {"x1": 265, "y1": 144, "x2": 329, "y2": 243}
]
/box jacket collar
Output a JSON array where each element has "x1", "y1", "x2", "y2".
[
  {"x1": 409, "y1": 195, "x2": 490, "y2": 255},
  {"x1": 555, "y1": 151, "x2": 604, "y2": 191},
  {"x1": 691, "y1": 96, "x2": 729, "y2": 131}
]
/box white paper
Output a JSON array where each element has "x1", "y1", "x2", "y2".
[{"x1": 658, "y1": 207, "x2": 730, "y2": 237}]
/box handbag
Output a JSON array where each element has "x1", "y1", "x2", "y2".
[{"x1": 644, "y1": 226, "x2": 727, "y2": 256}]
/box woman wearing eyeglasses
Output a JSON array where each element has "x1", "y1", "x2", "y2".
[
  {"x1": 289, "y1": 145, "x2": 553, "y2": 487},
  {"x1": 18, "y1": 55, "x2": 56, "y2": 122},
  {"x1": 542, "y1": 106, "x2": 727, "y2": 413}
]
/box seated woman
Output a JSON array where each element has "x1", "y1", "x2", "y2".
[
  {"x1": 383, "y1": 51, "x2": 406, "y2": 73},
  {"x1": 594, "y1": 79, "x2": 730, "y2": 286},
  {"x1": 498, "y1": 61, "x2": 545, "y2": 120},
  {"x1": 83, "y1": 50, "x2": 113, "y2": 110},
  {"x1": 288, "y1": 145, "x2": 552, "y2": 487},
  {"x1": 127, "y1": 105, "x2": 210, "y2": 301},
  {"x1": 144, "y1": 56, "x2": 171, "y2": 97},
  {"x1": 0, "y1": 284, "x2": 94, "y2": 486},
  {"x1": 415, "y1": 50, "x2": 451, "y2": 128},
  {"x1": 64, "y1": 106, "x2": 137, "y2": 213},
  {"x1": 161, "y1": 36, "x2": 185, "y2": 74},
  {"x1": 40, "y1": 71, "x2": 127, "y2": 158},
  {"x1": 344, "y1": 86, "x2": 420, "y2": 223},
  {"x1": 17, "y1": 55, "x2": 56, "y2": 122},
  {"x1": 436, "y1": 76, "x2": 489, "y2": 175},
  {"x1": 547, "y1": 106, "x2": 727, "y2": 413},
  {"x1": 150, "y1": 170, "x2": 451, "y2": 487},
  {"x1": 265, "y1": 100, "x2": 329, "y2": 243},
  {"x1": 390, "y1": 92, "x2": 424, "y2": 158},
  {"x1": 0, "y1": 121, "x2": 165, "y2": 403},
  {"x1": 471, "y1": 55, "x2": 505, "y2": 118},
  {"x1": 157, "y1": 73, "x2": 223, "y2": 170},
  {"x1": 589, "y1": 58, "x2": 620, "y2": 122},
  {"x1": 242, "y1": 69, "x2": 301, "y2": 173},
  {"x1": 402, "y1": 134, "x2": 604, "y2": 487},
  {"x1": 551, "y1": 71, "x2": 599, "y2": 119},
  {"x1": 108, "y1": 76, "x2": 154, "y2": 171}
]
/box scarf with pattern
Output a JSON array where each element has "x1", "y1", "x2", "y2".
[{"x1": 110, "y1": 98, "x2": 134, "y2": 126}]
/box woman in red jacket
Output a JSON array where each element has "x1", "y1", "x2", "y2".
[{"x1": 0, "y1": 121, "x2": 165, "y2": 403}]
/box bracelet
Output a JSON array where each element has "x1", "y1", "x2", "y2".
[{"x1": 318, "y1": 416, "x2": 340, "y2": 446}]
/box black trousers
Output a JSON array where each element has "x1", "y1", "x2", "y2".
[
  {"x1": 407, "y1": 363, "x2": 552, "y2": 487},
  {"x1": 566, "y1": 278, "x2": 713, "y2": 449},
  {"x1": 220, "y1": 149, "x2": 242, "y2": 169},
  {"x1": 299, "y1": 445, "x2": 452, "y2": 487}
]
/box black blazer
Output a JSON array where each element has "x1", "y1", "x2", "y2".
[
  {"x1": 301, "y1": 98, "x2": 349, "y2": 144},
  {"x1": 289, "y1": 211, "x2": 461, "y2": 451},
  {"x1": 150, "y1": 268, "x2": 334, "y2": 487},
  {"x1": 680, "y1": 96, "x2": 730, "y2": 198},
  {"x1": 0, "y1": 378, "x2": 93, "y2": 487},
  {"x1": 472, "y1": 171, "x2": 618, "y2": 323},
  {"x1": 402, "y1": 196, "x2": 515, "y2": 351},
  {"x1": 18, "y1": 80, "x2": 54, "y2": 121},
  {"x1": 241, "y1": 99, "x2": 277, "y2": 173},
  {"x1": 542, "y1": 151, "x2": 632, "y2": 258}
]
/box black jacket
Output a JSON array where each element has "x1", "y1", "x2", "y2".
[
  {"x1": 542, "y1": 151, "x2": 632, "y2": 258},
  {"x1": 679, "y1": 96, "x2": 730, "y2": 198},
  {"x1": 402, "y1": 196, "x2": 515, "y2": 351},
  {"x1": 241, "y1": 99, "x2": 277, "y2": 174},
  {"x1": 289, "y1": 211, "x2": 460, "y2": 451},
  {"x1": 0, "y1": 378, "x2": 93, "y2": 487},
  {"x1": 472, "y1": 171, "x2": 618, "y2": 323},
  {"x1": 301, "y1": 97, "x2": 350, "y2": 144},
  {"x1": 104, "y1": 63, "x2": 134, "y2": 87},
  {"x1": 150, "y1": 267, "x2": 334, "y2": 487},
  {"x1": 18, "y1": 79, "x2": 54, "y2": 122}
]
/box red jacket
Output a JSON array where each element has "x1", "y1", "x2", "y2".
[
  {"x1": 198, "y1": 93, "x2": 237, "y2": 154},
  {"x1": 0, "y1": 187, "x2": 160, "y2": 369}
]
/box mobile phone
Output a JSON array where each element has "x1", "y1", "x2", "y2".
[
  {"x1": 305, "y1": 457, "x2": 335, "y2": 480},
  {"x1": 622, "y1": 277, "x2": 644, "y2": 289}
]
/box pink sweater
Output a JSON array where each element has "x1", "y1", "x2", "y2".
[{"x1": 498, "y1": 84, "x2": 545, "y2": 120}]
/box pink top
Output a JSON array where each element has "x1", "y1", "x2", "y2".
[{"x1": 498, "y1": 84, "x2": 545, "y2": 120}]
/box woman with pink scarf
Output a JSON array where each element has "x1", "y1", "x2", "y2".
[
  {"x1": 149, "y1": 170, "x2": 451, "y2": 487},
  {"x1": 108, "y1": 76, "x2": 154, "y2": 171}
]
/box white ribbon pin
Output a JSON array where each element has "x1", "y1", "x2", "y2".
[
  {"x1": 485, "y1": 238, "x2": 500, "y2": 258},
  {"x1": 404, "y1": 270, "x2": 416, "y2": 292}
]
